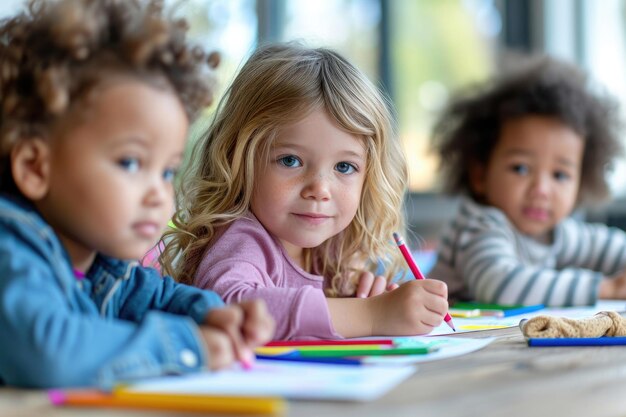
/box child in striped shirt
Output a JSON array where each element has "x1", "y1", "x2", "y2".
[{"x1": 430, "y1": 55, "x2": 626, "y2": 307}]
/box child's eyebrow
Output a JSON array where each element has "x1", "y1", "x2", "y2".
[
  {"x1": 555, "y1": 156, "x2": 579, "y2": 168},
  {"x1": 503, "y1": 148, "x2": 579, "y2": 167},
  {"x1": 108, "y1": 136, "x2": 150, "y2": 149},
  {"x1": 273, "y1": 141, "x2": 365, "y2": 158},
  {"x1": 502, "y1": 148, "x2": 533, "y2": 157}
]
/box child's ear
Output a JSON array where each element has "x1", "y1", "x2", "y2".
[
  {"x1": 469, "y1": 162, "x2": 486, "y2": 196},
  {"x1": 10, "y1": 138, "x2": 51, "y2": 200}
]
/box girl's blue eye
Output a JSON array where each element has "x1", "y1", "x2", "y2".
[
  {"x1": 119, "y1": 157, "x2": 140, "y2": 173},
  {"x1": 278, "y1": 155, "x2": 302, "y2": 168},
  {"x1": 511, "y1": 164, "x2": 529, "y2": 175},
  {"x1": 163, "y1": 168, "x2": 177, "y2": 182},
  {"x1": 335, "y1": 161, "x2": 357, "y2": 174},
  {"x1": 554, "y1": 171, "x2": 570, "y2": 181}
]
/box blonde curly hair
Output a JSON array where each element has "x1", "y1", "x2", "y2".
[
  {"x1": 161, "y1": 43, "x2": 408, "y2": 296},
  {"x1": 0, "y1": 0, "x2": 218, "y2": 194}
]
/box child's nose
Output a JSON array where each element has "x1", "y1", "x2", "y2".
[
  {"x1": 143, "y1": 175, "x2": 169, "y2": 206},
  {"x1": 301, "y1": 174, "x2": 331, "y2": 201},
  {"x1": 530, "y1": 173, "x2": 551, "y2": 196}
]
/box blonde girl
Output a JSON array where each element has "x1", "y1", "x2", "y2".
[{"x1": 162, "y1": 43, "x2": 448, "y2": 340}]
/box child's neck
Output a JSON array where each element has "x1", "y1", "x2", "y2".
[
  {"x1": 57, "y1": 234, "x2": 96, "y2": 274},
  {"x1": 280, "y1": 239, "x2": 306, "y2": 270}
]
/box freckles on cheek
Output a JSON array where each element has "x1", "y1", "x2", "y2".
[
  {"x1": 264, "y1": 188, "x2": 288, "y2": 208},
  {"x1": 338, "y1": 190, "x2": 361, "y2": 216}
]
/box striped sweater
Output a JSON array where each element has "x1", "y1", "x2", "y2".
[{"x1": 430, "y1": 198, "x2": 626, "y2": 307}]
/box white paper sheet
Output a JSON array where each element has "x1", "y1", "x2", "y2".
[
  {"x1": 125, "y1": 360, "x2": 416, "y2": 402},
  {"x1": 361, "y1": 336, "x2": 494, "y2": 365}
]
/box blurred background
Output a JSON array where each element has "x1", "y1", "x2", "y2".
[{"x1": 4, "y1": 0, "x2": 626, "y2": 245}]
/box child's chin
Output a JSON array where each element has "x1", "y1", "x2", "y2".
[
  {"x1": 520, "y1": 227, "x2": 551, "y2": 241},
  {"x1": 101, "y1": 246, "x2": 152, "y2": 262}
]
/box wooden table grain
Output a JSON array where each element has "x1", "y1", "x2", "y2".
[{"x1": 3, "y1": 327, "x2": 626, "y2": 417}]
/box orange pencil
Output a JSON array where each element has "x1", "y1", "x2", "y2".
[
  {"x1": 393, "y1": 232, "x2": 456, "y2": 332},
  {"x1": 49, "y1": 389, "x2": 285, "y2": 415}
]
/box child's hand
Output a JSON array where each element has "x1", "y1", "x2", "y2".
[
  {"x1": 355, "y1": 271, "x2": 399, "y2": 298},
  {"x1": 201, "y1": 300, "x2": 275, "y2": 369},
  {"x1": 370, "y1": 279, "x2": 448, "y2": 336},
  {"x1": 599, "y1": 273, "x2": 626, "y2": 299},
  {"x1": 197, "y1": 327, "x2": 237, "y2": 370}
]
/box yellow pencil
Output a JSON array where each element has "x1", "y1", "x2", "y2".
[
  {"x1": 257, "y1": 344, "x2": 386, "y2": 355},
  {"x1": 49, "y1": 389, "x2": 286, "y2": 415},
  {"x1": 449, "y1": 308, "x2": 481, "y2": 318}
]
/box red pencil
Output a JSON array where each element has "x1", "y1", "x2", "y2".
[{"x1": 393, "y1": 232, "x2": 456, "y2": 332}]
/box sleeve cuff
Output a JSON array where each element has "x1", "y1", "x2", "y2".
[
  {"x1": 96, "y1": 312, "x2": 208, "y2": 388},
  {"x1": 294, "y1": 287, "x2": 343, "y2": 340}
]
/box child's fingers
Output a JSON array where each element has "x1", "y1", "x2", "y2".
[
  {"x1": 239, "y1": 300, "x2": 275, "y2": 346},
  {"x1": 369, "y1": 275, "x2": 387, "y2": 296},
  {"x1": 420, "y1": 313, "x2": 444, "y2": 329},
  {"x1": 417, "y1": 300, "x2": 448, "y2": 328},
  {"x1": 422, "y1": 292, "x2": 450, "y2": 317},
  {"x1": 199, "y1": 327, "x2": 236, "y2": 370},
  {"x1": 420, "y1": 279, "x2": 448, "y2": 297},
  {"x1": 356, "y1": 271, "x2": 375, "y2": 298},
  {"x1": 205, "y1": 306, "x2": 253, "y2": 366},
  {"x1": 387, "y1": 282, "x2": 399, "y2": 291}
]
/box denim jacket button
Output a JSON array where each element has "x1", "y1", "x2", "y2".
[{"x1": 180, "y1": 349, "x2": 198, "y2": 367}]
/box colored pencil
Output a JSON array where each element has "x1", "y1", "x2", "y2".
[
  {"x1": 265, "y1": 339, "x2": 394, "y2": 347},
  {"x1": 296, "y1": 346, "x2": 436, "y2": 357},
  {"x1": 288, "y1": 345, "x2": 384, "y2": 351},
  {"x1": 449, "y1": 308, "x2": 481, "y2": 318},
  {"x1": 258, "y1": 345, "x2": 387, "y2": 354},
  {"x1": 256, "y1": 354, "x2": 363, "y2": 366},
  {"x1": 49, "y1": 389, "x2": 286, "y2": 415},
  {"x1": 528, "y1": 337, "x2": 626, "y2": 347},
  {"x1": 393, "y1": 233, "x2": 456, "y2": 331},
  {"x1": 453, "y1": 302, "x2": 544, "y2": 317}
]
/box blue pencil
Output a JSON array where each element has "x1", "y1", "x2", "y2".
[
  {"x1": 497, "y1": 304, "x2": 544, "y2": 317},
  {"x1": 256, "y1": 354, "x2": 363, "y2": 366},
  {"x1": 455, "y1": 302, "x2": 544, "y2": 317},
  {"x1": 528, "y1": 336, "x2": 626, "y2": 347}
]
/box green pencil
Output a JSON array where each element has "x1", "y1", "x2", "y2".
[{"x1": 296, "y1": 346, "x2": 437, "y2": 357}]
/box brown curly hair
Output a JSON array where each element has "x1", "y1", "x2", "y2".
[
  {"x1": 431, "y1": 54, "x2": 623, "y2": 206},
  {"x1": 0, "y1": 0, "x2": 219, "y2": 195}
]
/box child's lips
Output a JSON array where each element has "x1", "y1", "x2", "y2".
[
  {"x1": 523, "y1": 207, "x2": 550, "y2": 221},
  {"x1": 293, "y1": 212, "x2": 331, "y2": 225},
  {"x1": 133, "y1": 221, "x2": 160, "y2": 238}
]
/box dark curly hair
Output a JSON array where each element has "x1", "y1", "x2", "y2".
[
  {"x1": 0, "y1": 0, "x2": 219, "y2": 195},
  {"x1": 431, "y1": 54, "x2": 623, "y2": 206}
]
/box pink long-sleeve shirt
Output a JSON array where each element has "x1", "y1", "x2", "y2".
[{"x1": 194, "y1": 212, "x2": 341, "y2": 340}]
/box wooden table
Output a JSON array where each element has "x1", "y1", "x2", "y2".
[{"x1": 3, "y1": 327, "x2": 626, "y2": 417}]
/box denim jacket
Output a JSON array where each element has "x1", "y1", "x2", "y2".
[{"x1": 0, "y1": 195, "x2": 224, "y2": 388}]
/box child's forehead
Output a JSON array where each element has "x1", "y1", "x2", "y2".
[
  {"x1": 500, "y1": 115, "x2": 583, "y2": 142},
  {"x1": 50, "y1": 79, "x2": 187, "y2": 141},
  {"x1": 57, "y1": 73, "x2": 175, "y2": 122},
  {"x1": 496, "y1": 115, "x2": 584, "y2": 161}
]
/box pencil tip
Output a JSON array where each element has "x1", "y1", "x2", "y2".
[
  {"x1": 392, "y1": 232, "x2": 402, "y2": 244},
  {"x1": 48, "y1": 390, "x2": 65, "y2": 405}
]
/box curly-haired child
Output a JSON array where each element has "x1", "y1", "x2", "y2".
[
  {"x1": 160, "y1": 43, "x2": 450, "y2": 340},
  {"x1": 0, "y1": 0, "x2": 274, "y2": 388},
  {"x1": 430, "y1": 55, "x2": 626, "y2": 307}
]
